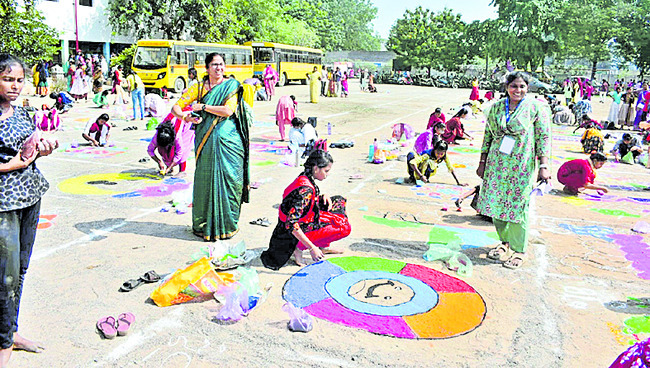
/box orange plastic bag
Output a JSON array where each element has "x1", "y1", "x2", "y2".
[{"x1": 150, "y1": 257, "x2": 236, "y2": 307}]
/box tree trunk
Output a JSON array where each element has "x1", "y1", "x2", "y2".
[
  {"x1": 590, "y1": 60, "x2": 597, "y2": 81},
  {"x1": 485, "y1": 54, "x2": 489, "y2": 76}
]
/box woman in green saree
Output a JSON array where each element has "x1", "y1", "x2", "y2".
[{"x1": 171, "y1": 53, "x2": 251, "y2": 241}]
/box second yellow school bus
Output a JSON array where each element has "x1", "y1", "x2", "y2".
[
  {"x1": 132, "y1": 39, "x2": 254, "y2": 93},
  {"x1": 244, "y1": 41, "x2": 323, "y2": 86}
]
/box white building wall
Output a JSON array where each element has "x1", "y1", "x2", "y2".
[{"x1": 36, "y1": 0, "x2": 134, "y2": 44}]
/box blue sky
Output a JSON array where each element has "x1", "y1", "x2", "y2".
[{"x1": 371, "y1": 0, "x2": 498, "y2": 39}]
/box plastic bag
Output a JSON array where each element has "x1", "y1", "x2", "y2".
[
  {"x1": 530, "y1": 181, "x2": 553, "y2": 197},
  {"x1": 448, "y1": 253, "x2": 473, "y2": 277},
  {"x1": 621, "y1": 151, "x2": 634, "y2": 165},
  {"x1": 282, "y1": 302, "x2": 313, "y2": 333},
  {"x1": 632, "y1": 221, "x2": 650, "y2": 234},
  {"x1": 146, "y1": 118, "x2": 159, "y2": 130},
  {"x1": 423, "y1": 244, "x2": 458, "y2": 261},
  {"x1": 236, "y1": 266, "x2": 261, "y2": 297},
  {"x1": 150, "y1": 257, "x2": 236, "y2": 307},
  {"x1": 214, "y1": 283, "x2": 248, "y2": 321},
  {"x1": 423, "y1": 241, "x2": 473, "y2": 277}
]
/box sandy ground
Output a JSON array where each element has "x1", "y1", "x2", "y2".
[{"x1": 7, "y1": 82, "x2": 649, "y2": 368}]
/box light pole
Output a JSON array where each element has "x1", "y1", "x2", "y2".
[{"x1": 74, "y1": 0, "x2": 79, "y2": 52}]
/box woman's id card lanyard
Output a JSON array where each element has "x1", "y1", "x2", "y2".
[{"x1": 499, "y1": 97, "x2": 524, "y2": 155}]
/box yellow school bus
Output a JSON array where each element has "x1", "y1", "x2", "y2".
[
  {"x1": 132, "y1": 40, "x2": 254, "y2": 93},
  {"x1": 244, "y1": 41, "x2": 323, "y2": 86}
]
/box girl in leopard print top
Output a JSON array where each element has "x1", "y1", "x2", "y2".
[{"x1": 0, "y1": 54, "x2": 58, "y2": 365}]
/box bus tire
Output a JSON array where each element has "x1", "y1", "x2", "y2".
[
  {"x1": 278, "y1": 72, "x2": 287, "y2": 87},
  {"x1": 174, "y1": 77, "x2": 186, "y2": 94},
  {"x1": 301, "y1": 79, "x2": 307, "y2": 85}
]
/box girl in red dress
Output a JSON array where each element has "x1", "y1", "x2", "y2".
[{"x1": 261, "y1": 150, "x2": 351, "y2": 269}]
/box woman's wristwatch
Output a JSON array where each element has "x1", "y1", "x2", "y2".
[{"x1": 539, "y1": 163, "x2": 549, "y2": 169}]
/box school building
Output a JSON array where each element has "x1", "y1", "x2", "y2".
[{"x1": 35, "y1": 0, "x2": 134, "y2": 63}]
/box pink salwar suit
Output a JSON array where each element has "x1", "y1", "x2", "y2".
[
  {"x1": 263, "y1": 66, "x2": 279, "y2": 101},
  {"x1": 276, "y1": 96, "x2": 296, "y2": 141}
]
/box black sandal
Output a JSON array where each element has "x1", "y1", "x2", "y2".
[
  {"x1": 119, "y1": 270, "x2": 161, "y2": 292},
  {"x1": 119, "y1": 279, "x2": 143, "y2": 292},
  {"x1": 140, "y1": 270, "x2": 160, "y2": 283}
]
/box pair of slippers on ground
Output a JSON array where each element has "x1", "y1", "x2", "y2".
[
  {"x1": 119, "y1": 270, "x2": 160, "y2": 292},
  {"x1": 96, "y1": 313, "x2": 135, "y2": 339},
  {"x1": 123, "y1": 126, "x2": 138, "y2": 131},
  {"x1": 250, "y1": 217, "x2": 271, "y2": 227},
  {"x1": 330, "y1": 141, "x2": 354, "y2": 149}
]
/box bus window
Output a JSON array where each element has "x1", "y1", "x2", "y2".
[
  {"x1": 133, "y1": 46, "x2": 170, "y2": 70},
  {"x1": 235, "y1": 52, "x2": 245, "y2": 65},
  {"x1": 255, "y1": 48, "x2": 275, "y2": 63}
]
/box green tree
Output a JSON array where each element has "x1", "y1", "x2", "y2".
[
  {"x1": 613, "y1": 0, "x2": 650, "y2": 78},
  {"x1": 108, "y1": 0, "x2": 377, "y2": 50},
  {"x1": 107, "y1": 0, "x2": 208, "y2": 41},
  {"x1": 386, "y1": 7, "x2": 467, "y2": 73},
  {"x1": 489, "y1": 0, "x2": 563, "y2": 71},
  {"x1": 0, "y1": 0, "x2": 60, "y2": 65},
  {"x1": 281, "y1": 0, "x2": 381, "y2": 51},
  {"x1": 465, "y1": 19, "x2": 503, "y2": 75},
  {"x1": 110, "y1": 44, "x2": 136, "y2": 74},
  {"x1": 556, "y1": 0, "x2": 618, "y2": 79}
]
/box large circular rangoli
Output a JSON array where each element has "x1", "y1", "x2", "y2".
[{"x1": 282, "y1": 256, "x2": 486, "y2": 339}]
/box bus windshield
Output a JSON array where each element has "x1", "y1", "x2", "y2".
[
  {"x1": 254, "y1": 48, "x2": 275, "y2": 63},
  {"x1": 133, "y1": 47, "x2": 169, "y2": 69}
]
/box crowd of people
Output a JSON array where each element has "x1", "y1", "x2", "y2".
[{"x1": 5, "y1": 45, "x2": 650, "y2": 365}]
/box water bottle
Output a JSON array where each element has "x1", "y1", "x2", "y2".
[{"x1": 327, "y1": 123, "x2": 332, "y2": 135}]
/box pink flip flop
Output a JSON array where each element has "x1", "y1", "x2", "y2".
[
  {"x1": 96, "y1": 316, "x2": 117, "y2": 339},
  {"x1": 116, "y1": 313, "x2": 135, "y2": 336}
]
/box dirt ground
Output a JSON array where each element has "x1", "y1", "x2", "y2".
[{"x1": 9, "y1": 82, "x2": 649, "y2": 368}]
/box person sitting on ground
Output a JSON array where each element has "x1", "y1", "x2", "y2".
[
  {"x1": 484, "y1": 90, "x2": 495, "y2": 101},
  {"x1": 426, "y1": 107, "x2": 446, "y2": 129},
  {"x1": 34, "y1": 104, "x2": 60, "y2": 131},
  {"x1": 469, "y1": 99, "x2": 484, "y2": 115},
  {"x1": 573, "y1": 113, "x2": 603, "y2": 134},
  {"x1": 276, "y1": 95, "x2": 297, "y2": 141},
  {"x1": 261, "y1": 150, "x2": 351, "y2": 269},
  {"x1": 557, "y1": 152, "x2": 609, "y2": 195},
  {"x1": 92, "y1": 90, "x2": 110, "y2": 109},
  {"x1": 255, "y1": 87, "x2": 267, "y2": 101},
  {"x1": 441, "y1": 108, "x2": 473, "y2": 144},
  {"x1": 553, "y1": 101, "x2": 575, "y2": 125},
  {"x1": 49, "y1": 91, "x2": 73, "y2": 113},
  {"x1": 413, "y1": 122, "x2": 445, "y2": 155},
  {"x1": 612, "y1": 132, "x2": 643, "y2": 163},
  {"x1": 147, "y1": 121, "x2": 191, "y2": 176},
  {"x1": 82, "y1": 113, "x2": 111, "y2": 147},
  {"x1": 580, "y1": 118, "x2": 605, "y2": 154},
  {"x1": 288, "y1": 117, "x2": 314, "y2": 159},
  {"x1": 144, "y1": 93, "x2": 167, "y2": 117},
  {"x1": 406, "y1": 140, "x2": 466, "y2": 186},
  {"x1": 572, "y1": 98, "x2": 592, "y2": 124}
]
